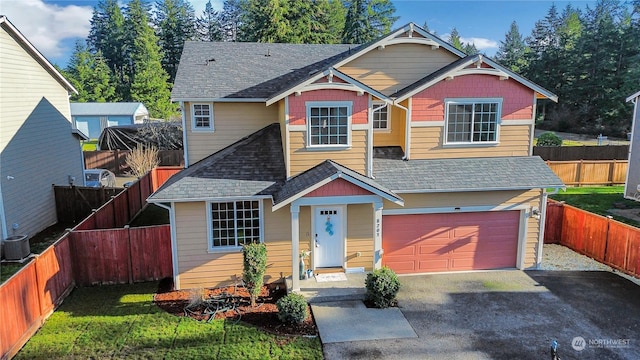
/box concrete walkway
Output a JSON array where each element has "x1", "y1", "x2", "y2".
[{"x1": 311, "y1": 300, "x2": 417, "y2": 343}]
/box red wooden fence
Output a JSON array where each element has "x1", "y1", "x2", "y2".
[
  {"x1": 151, "y1": 166, "x2": 182, "y2": 191},
  {"x1": 1, "y1": 166, "x2": 181, "y2": 359},
  {"x1": 544, "y1": 200, "x2": 640, "y2": 279},
  {"x1": 71, "y1": 226, "x2": 172, "y2": 286},
  {"x1": 0, "y1": 235, "x2": 74, "y2": 360}
]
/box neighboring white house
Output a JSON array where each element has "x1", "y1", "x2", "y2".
[
  {"x1": 70, "y1": 102, "x2": 150, "y2": 139},
  {"x1": 625, "y1": 90, "x2": 640, "y2": 200},
  {"x1": 0, "y1": 16, "x2": 86, "y2": 242}
]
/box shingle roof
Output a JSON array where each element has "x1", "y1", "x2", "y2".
[
  {"x1": 273, "y1": 160, "x2": 402, "y2": 206},
  {"x1": 373, "y1": 156, "x2": 564, "y2": 192},
  {"x1": 148, "y1": 123, "x2": 286, "y2": 201},
  {"x1": 70, "y1": 102, "x2": 147, "y2": 116},
  {"x1": 171, "y1": 42, "x2": 357, "y2": 100}
]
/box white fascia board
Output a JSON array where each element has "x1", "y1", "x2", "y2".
[
  {"x1": 271, "y1": 176, "x2": 337, "y2": 211},
  {"x1": 336, "y1": 173, "x2": 404, "y2": 206},
  {"x1": 148, "y1": 195, "x2": 273, "y2": 203},
  {"x1": 171, "y1": 98, "x2": 267, "y2": 103},
  {"x1": 392, "y1": 185, "x2": 565, "y2": 194},
  {"x1": 626, "y1": 91, "x2": 640, "y2": 103},
  {"x1": 266, "y1": 68, "x2": 391, "y2": 106},
  {"x1": 0, "y1": 16, "x2": 78, "y2": 94},
  {"x1": 480, "y1": 56, "x2": 558, "y2": 102}
]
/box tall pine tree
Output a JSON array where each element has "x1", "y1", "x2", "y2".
[
  {"x1": 196, "y1": 0, "x2": 224, "y2": 41},
  {"x1": 342, "y1": 0, "x2": 397, "y2": 44},
  {"x1": 154, "y1": 0, "x2": 196, "y2": 83},
  {"x1": 496, "y1": 21, "x2": 528, "y2": 73},
  {"x1": 124, "y1": 0, "x2": 174, "y2": 119},
  {"x1": 65, "y1": 41, "x2": 116, "y2": 102}
]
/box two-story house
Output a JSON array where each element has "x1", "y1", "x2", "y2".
[
  {"x1": 0, "y1": 16, "x2": 86, "y2": 244},
  {"x1": 148, "y1": 23, "x2": 564, "y2": 291}
]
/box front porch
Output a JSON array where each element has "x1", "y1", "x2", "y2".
[{"x1": 285, "y1": 272, "x2": 368, "y2": 303}]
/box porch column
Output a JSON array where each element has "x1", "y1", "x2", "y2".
[
  {"x1": 373, "y1": 200, "x2": 383, "y2": 269},
  {"x1": 291, "y1": 204, "x2": 300, "y2": 291}
]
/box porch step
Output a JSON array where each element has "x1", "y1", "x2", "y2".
[
  {"x1": 285, "y1": 273, "x2": 367, "y2": 303},
  {"x1": 312, "y1": 267, "x2": 344, "y2": 275}
]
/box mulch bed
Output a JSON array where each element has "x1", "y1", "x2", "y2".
[{"x1": 153, "y1": 278, "x2": 317, "y2": 337}]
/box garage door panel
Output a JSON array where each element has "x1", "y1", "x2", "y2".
[{"x1": 383, "y1": 211, "x2": 520, "y2": 273}]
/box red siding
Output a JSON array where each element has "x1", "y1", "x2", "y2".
[
  {"x1": 305, "y1": 178, "x2": 372, "y2": 197},
  {"x1": 382, "y1": 211, "x2": 520, "y2": 274},
  {"x1": 288, "y1": 89, "x2": 369, "y2": 125},
  {"x1": 411, "y1": 74, "x2": 534, "y2": 122}
]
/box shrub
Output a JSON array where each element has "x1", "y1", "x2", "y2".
[
  {"x1": 125, "y1": 145, "x2": 160, "y2": 178},
  {"x1": 242, "y1": 242, "x2": 267, "y2": 307},
  {"x1": 365, "y1": 267, "x2": 400, "y2": 308},
  {"x1": 276, "y1": 293, "x2": 308, "y2": 324},
  {"x1": 537, "y1": 132, "x2": 563, "y2": 146}
]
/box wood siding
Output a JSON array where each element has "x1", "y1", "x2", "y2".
[
  {"x1": 372, "y1": 104, "x2": 406, "y2": 149},
  {"x1": 288, "y1": 89, "x2": 368, "y2": 125},
  {"x1": 410, "y1": 124, "x2": 531, "y2": 159},
  {"x1": 289, "y1": 129, "x2": 368, "y2": 176},
  {"x1": 383, "y1": 189, "x2": 542, "y2": 268},
  {"x1": 338, "y1": 43, "x2": 459, "y2": 96},
  {"x1": 174, "y1": 200, "x2": 292, "y2": 290},
  {"x1": 0, "y1": 25, "x2": 84, "y2": 238},
  {"x1": 346, "y1": 203, "x2": 374, "y2": 270},
  {"x1": 184, "y1": 102, "x2": 278, "y2": 165}
]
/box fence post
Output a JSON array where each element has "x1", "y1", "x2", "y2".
[
  {"x1": 578, "y1": 160, "x2": 584, "y2": 187},
  {"x1": 126, "y1": 226, "x2": 134, "y2": 284},
  {"x1": 608, "y1": 160, "x2": 616, "y2": 186}
]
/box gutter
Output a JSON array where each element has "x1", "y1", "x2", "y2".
[
  {"x1": 154, "y1": 202, "x2": 180, "y2": 289},
  {"x1": 536, "y1": 186, "x2": 563, "y2": 269}
]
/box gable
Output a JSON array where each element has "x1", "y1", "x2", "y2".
[
  {"x1": 338, "y1": 43, "x2": 460, "y2": 96},
  {"x1": 304, "y1": 178, "x2": 373, "y2": 197}
]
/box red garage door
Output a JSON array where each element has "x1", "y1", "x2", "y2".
[{"x1": 382, "y1": 211, "x2": 520, "y2": 274}]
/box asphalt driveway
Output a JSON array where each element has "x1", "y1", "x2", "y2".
[{"x1": 322, "y1": 271, "x2": 640, "y2": 360}]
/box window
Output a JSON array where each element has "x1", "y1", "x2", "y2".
[
  {"x1": 372, "y1": 102, "x2": 389, "y2": 130},
  {"x1": 210, "y1": 200, "x2": 262, "y2": 250},
  {"x1": 192, "y1": 103, "x2": 213, "y2": 131},
  {"x1": 446, "y1": 100, "x2": 500, "y2": 144},
  {"x1": 307, "y1": 102, "x2": 351, "y2": 147}
]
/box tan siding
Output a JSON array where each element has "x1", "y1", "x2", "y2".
[
  {"x1": 185, "y1": 102, "x2": 278, "y2": 165},
  {"x1": 339, "y1": 44, "x2": 459, "y2": 95},
  {"x1": 174, "y1": 201, "x2": 293, "y2": 290},
  {"x1": 289, "y1": 130, "x2": 367, "y2": 176},
  {"x1": 0, "y1": 26, "x2": 84, "y2": 238},
  {"x1": 409, "y1": 125, "x2": 531, "y2": 159},
  {"x1": 346, "y1": 204, "x2": 374, "y2": 270},
  {"x1": 278, "y1": 99, "x2": 288, "y2": 174},
  {"x1": 373, "y1": 105, "x2": 406, "y2": 149},
  {"x1": 383, "y1": 189, "x2": 542, "y2": 269}
]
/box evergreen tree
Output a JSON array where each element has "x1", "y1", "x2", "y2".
[
  {"x1": 496, "y1": 21, "x2": 528, "y2": 72},
  {"x1": 312, "y1": 0, "x2": 346, "y2": 44},
  {"x1": 342, "y1": 0, "x2": 398, "y2": 44},
  {"x1": 196, "y1": 0, "x2": 224, "y2": 41},
  {"x1": 238, "y1": 0, "x2": 290, "y2": 42},
  {"x1": 448, "y1": 28, "x2": 463, "y2": 50},
  {"x1": 88, "y1": 0, "x2": 126, "y2": 98},
  {"x1": 155, "y1": 0, "x2": 196, "y2": 83},
  {"x1": 124, "y1": 0, "x2": 174, "y2": 118},
  {"x1": 65, "y1": 41, "x2": 117, "y2": 102},
  {"x1": 219, "y1": 0, "x2": 244, "y2": 41}
]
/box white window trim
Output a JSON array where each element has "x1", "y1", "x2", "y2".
[
  {"x1": 443, "y1": 98, "x2": 502, "y2": 146},
  {"x1": 191, "y1": 103, "x2": 214, "y2": 132},
  {"x1": 306, "y1": 101, "x2": 352, "y2": 149},
  {"x1": 372, "y1": 101, "x2": 390, "y2": 132},
  {"x1": 206, "y1": 199, "x2": 264, "y2": 253}
]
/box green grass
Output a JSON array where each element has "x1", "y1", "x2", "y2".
[
  {"x1": 16, "y1": 282, "x2": 322, "y2": 360},
  {"x1": 81, "y1": 140, "x2": 98, "y2": 151},
  {"x1": 550, "y1": 186, "x2": 640, "y2": 227},
  {"x1": 0, "y1": 262, "x2": 29, "y2": 282}
]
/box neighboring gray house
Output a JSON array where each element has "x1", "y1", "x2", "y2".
[
  {"x1": 625, "y1": 90, "x2": 640, "y2": 200},
  {"x1": 0, "y1": 16, "x2": 86, "y2": 242},
  {"x1": 71, "y1": 102, "x2": 149, "y2": 139}
]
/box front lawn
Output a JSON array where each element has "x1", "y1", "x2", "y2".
[
  {"x1": 550, "y1": 186, "x2": 640, "y2": 226},
  {"x1": 16, "y1": 282, "x2": 322, "y2": 360}
]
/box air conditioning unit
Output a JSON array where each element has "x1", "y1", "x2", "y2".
[{"x1": 4, "y1": 235, "x2": 30, "y2": 260}]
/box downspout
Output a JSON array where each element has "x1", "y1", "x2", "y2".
[
  {"x1": 155, "y1": 202, "x2": 180, "y2": 289},
  {"x1": 180, "y1": 102, "x2": 189, "y2": 168},
  {"x1": 536, "y1": 187, "x2": 561, "y2": 268},
  {"x1": 624, "y1": 96, "x2": 638, "y2": 199},
  {"x1": 0, "y1": 180, "x2": 8, "y2": 240},
  {"x1": 393, "y1": 100, "x2": 411, "y2": 160}
]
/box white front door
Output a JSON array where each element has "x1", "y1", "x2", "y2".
[{"x1": 314, "y1": 207, "x2": 344, "y2": 268}]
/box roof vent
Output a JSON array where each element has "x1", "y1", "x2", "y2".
[
  {"x1": 265, "y1": 49, "x2": 271, "y2": 57},
  {"x1": 206, "y1": 58, "x2": 215, "y2": 65}
]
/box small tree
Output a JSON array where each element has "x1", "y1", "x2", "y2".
[
  {"x1": 537, "y1": 132, "x2": 563, "y2": 146},
  {"x1": 242, "y1": 242, "x2": 267, "y2": 307},
  {"x1": 125, "y1": 145, "x2": 160, "y2": 178},
  {"x1": 365, "y1": 267, "x2": 400, "y2": 308}
]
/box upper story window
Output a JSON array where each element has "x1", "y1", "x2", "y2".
[
  {"x1": 372, "y1": 102, "x2": 389, "y2": 130},
  {"x1": 192, "y1": 103, "x2": 213, "y2": 131},
  {"x1": 445, "y1": 99, "x2": 501, "y2": 144},
  {"x1": 307, "y1": 101, "x2": 351, "y2": 147},
  {"x1": 209, "y1": 200, "x2": 262, "y2": 251}
]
